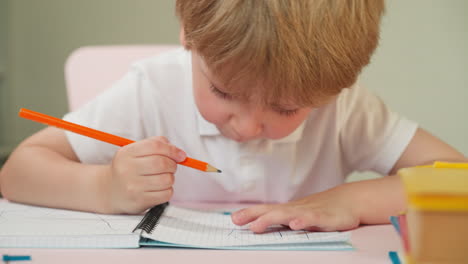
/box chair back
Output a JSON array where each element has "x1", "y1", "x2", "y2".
[{"x1": 65, "y1": 45, "x2": 178, "y2": 111}]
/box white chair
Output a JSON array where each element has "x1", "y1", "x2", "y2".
[{"x1": 65, "y1": 45, "x2": 179, "y2": 111}]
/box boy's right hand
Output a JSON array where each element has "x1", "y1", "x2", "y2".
[{"x1": 106, "y1": 136, "x2": 186, "y2": 214}]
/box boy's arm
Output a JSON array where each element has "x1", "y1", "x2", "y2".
[
  {"x1": 0, "y1": 126, "x2": 183, "y2": 215},
  {"x1": 0, "y1": 127, "x2": 112, "y2": 213},
  {"x1": 389, "y1": 128, "x2": 466, "y2": 174},
  {"x1": 232, "y1": 128, "x2": 467, "y2": 232},
  {"x1": 356, "y1": 127, "x2": 467, "y2": 224}
]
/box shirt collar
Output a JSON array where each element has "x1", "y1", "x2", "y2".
[{"x1": 196, "y1": 110, "x2": 306, "y2": 144}]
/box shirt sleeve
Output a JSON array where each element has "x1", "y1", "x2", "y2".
[
  {"x1": 63, "y1": 66, "x2": 148, "y2": 164},
  {"x1": 337, "y1": 84, "x2": 418, "y2": 175}
]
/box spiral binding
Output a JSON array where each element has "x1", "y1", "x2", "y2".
[{"x1": 133, "y1": 202, "x2": 169, "y2": 233}]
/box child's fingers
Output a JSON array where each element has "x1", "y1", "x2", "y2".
[
  {"x1": 249, "y1": 209, "x2": 296, "y2": 233},
  {"x1": 142, "y1": 188, "x2": 174, "y2": 207},
  {"x1": 289, "y1": 211, "x2": 345, "y2": 232},
  {"x1": 231, "y1": 204, "x2": 275, "y2": 226},
  {"x1": 141, "y1": 173, "x2": 175, "y2": 191},
  {"x1": 127, "y1": 137, "x2": 186, "y2": 162},
  {"x1": 136, "y1": 155, "x2": 178, "y2": 175},
  {"x1": 288, "y1": 212, "x2": 322, "y2": 230}
]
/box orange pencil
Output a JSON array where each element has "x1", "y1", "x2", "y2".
[{"x1": 18, "y1": 108, "x2": 221, "y2": 173}]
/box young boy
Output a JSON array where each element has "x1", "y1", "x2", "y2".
[{"x1": 0, "y1": 0, "x2": 466, "y2": 233}]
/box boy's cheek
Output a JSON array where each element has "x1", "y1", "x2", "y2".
[
  {"x1": 198, "y1": 107, "x2": 226, "y2": 126},
  {"x1": 198, "y1": 99, "x2": 233, "y2": 125}
]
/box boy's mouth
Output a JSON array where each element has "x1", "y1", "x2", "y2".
[
  {"x1": 217, "y1": 126, "x2": 243, "y2": 142},
  {"x1": 218, "y1": 126, "x2": 261, "y2": 143}
]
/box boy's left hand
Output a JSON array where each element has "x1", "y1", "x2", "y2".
[{"x1": 231, "y1": 186, "x2": 360, "y2": 233}]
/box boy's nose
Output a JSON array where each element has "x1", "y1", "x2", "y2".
[{"x1": 232, "y1": 114, "x2": 263, "y2": 141}]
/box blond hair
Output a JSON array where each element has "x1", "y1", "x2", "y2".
[{"x1": 176, "y1": 0, "x2": 385, "y2": 107}]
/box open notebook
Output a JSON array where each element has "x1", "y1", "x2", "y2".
[{"x1": 0, "y1": 200, "x2": 352, "y2": 250}]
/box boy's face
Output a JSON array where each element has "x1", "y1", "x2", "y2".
[{"x1": 191, "y1": 52, "x2": 314, "y2": 142}]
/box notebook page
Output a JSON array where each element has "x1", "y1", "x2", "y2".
[
  {"x1": 0, "y1": 201, "x2": 141, "y2": 248},
  {"x1": 142, "y1": 206, "x2": 351, "y2": 248},
  {"x1": 141, "y1": 238, "x2": 353, "y2": 250}
]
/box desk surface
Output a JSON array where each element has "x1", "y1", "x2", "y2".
[{"x1": 1, "y1": 200, "x2": 401, "y2": 264}]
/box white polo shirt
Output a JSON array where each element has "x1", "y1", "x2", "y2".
[{"x1": 64, "y1": 48, "x2": 418, "y2": 203}]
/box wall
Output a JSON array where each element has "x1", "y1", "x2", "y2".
[
  {"x1": 0, "y1": 0, "x2": 8, "y2": 158},
  {"x1": 350, "y1": 0, "x2": 468, "y2": 181},
  {"x1": 362, "y1": 0, "x2": 467, "y2": 150},
  {"x1": 1, "y1": 0, "x2": 179, "y2": 155},
  {"x1": 1, "y1": 1, "x2": 467, "y2": 178}
]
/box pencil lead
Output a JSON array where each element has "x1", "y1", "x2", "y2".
[{"x1": 217, "y1": 169, "x2": 222, "y2": 173}]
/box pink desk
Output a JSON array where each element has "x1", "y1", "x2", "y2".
[{"x1": 1, "y1": 200, "x2": 402, "y2": 264}]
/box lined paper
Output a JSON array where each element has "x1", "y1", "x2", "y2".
[
  {"x1": 0, "y1": 201, "x2": 352, "y2": 250},
  {"x1": 0, "y1": 201, "x2": 140, "y2": 248},
  {"x1": 141, "y1": 206, "x2": 352, "y2": 249}
]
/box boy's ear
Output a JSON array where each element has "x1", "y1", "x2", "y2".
[{"x1": 179, "y1": 27, "x2": 188, "y2": 49}]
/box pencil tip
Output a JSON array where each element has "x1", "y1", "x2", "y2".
[{"x1": 217, "y1": 169, "x2": 222, "y2": 173}]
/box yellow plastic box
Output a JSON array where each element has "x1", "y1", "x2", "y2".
[{"x1": 399, "y1": 162, "x2": 468, "y2": 264}]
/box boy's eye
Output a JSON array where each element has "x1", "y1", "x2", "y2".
[
  {"x1": 210, "y1": 84, "x2": 233, "y2": 100},
  {"x1": 209, "y1": 83, "x2": 299, "y2": 116},
  {"x1": 276, "y1": 108, "x2": 299, "y2": 117}
]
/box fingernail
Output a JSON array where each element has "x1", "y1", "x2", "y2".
[
  {"x1": 289, "y1": 219, "x2": 300, "y2": 229},
  {"x1": 178, "y1": 150, "x2": 187, "y2": 162},
  {"x1": 231, "y1": 212, "x2": 240, "y2": 222},
  {"x1": 232, "y1": 211, "x2": 245, "y2": 223},
  {"x1": 249, "y1": 221, "x2": 261, "y2": 232}
]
